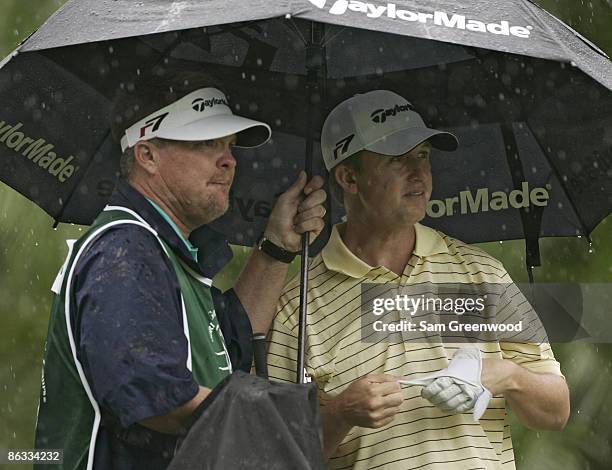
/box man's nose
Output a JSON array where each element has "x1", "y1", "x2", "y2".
[
  {"x1": 404, "y1": 159, "x2": 427, "y2": 179},
  {"x1": 218, "y1": 147, "x2": 237, "y2": 170}
]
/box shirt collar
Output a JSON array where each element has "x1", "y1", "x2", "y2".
[
  {"x1": 108, "y1": 180, "x2": 233, "y2": 278},
  {"x1": 146, "y1": 197, "x2": 199, "y2": 263},
  {"x1": 321, "y1": 224, "x2": 372, "y2": 278},
  {"x1": 321, "y1": 222, "x2": 449, "y2": 278},
  {"x1": 413, "y1": 222, "x2": 449, "y2": 258}
]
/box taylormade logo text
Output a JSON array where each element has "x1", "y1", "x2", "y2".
[
  {"x1": 371, "y1": 103, "x2": 413, "y2": 123},
  {"x1": 0, "y1": 120, "x2": 78, "y2": 183},
  {"x1": 309, "y1": 1, "x2": 533, "y2": 38},
  {"x1": 426, "y1": 182, "x2": 550, "y2": 219},
  {"x1": 192, "y1": 97, "x2": 229, "y2": 112}
]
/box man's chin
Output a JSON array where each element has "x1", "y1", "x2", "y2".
[
  {"x1": 193, "y1": 199, "x2": 229, "y2": 226},
  {"x1": 394, "y1": 208, "x2": 426, "y2": 227}
]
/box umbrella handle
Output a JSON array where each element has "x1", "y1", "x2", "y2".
[
  {"x1": 252, "y1": 333, "x2": 269, "y2": 379},
  {"x1": 296, "y1": 232, "x2": 310, "y2": 383}
]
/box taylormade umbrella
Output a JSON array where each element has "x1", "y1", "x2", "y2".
[{"x1": 1, "y1": 0, "x2": 612, "y2": 382}]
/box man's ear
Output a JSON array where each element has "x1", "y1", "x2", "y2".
[
  {"x1": 334, "y1": 164, "x2": 359, "y2": 195},
  {"x1": 133, "y1": 141, "x2": 160, "y2": 175}
]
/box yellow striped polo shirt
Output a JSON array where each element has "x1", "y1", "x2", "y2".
[{"x1": 267, "y1": 222, "x2": 562, "y2": 470}]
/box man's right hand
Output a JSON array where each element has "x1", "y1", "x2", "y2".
[
  {"x1": 321, "y1": 374, "x2": 403, "y2": 459},
  {"x1": 333, "y1": 374, "x2": 404, "y2": 428}
]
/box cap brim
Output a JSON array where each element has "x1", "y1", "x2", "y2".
[
  {"x1": 365, "y1": 127, "x2": 458, "y2": 156},
  {"x1": 156, "y1": 114, "x2": 271, "y2": 148}
]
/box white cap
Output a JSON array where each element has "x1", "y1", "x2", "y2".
[
  {"x1": 120, "y1": 87, "x2": 271, "y2": 152},
  {"x1": 321, "y1": 90, "x2": 458, "y2": 170}
]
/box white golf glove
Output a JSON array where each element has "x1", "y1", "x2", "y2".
[{"x1": 399, "y1": 348, "x2": 492, "y2": 420}]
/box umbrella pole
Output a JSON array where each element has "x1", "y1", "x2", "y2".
[
  {"x1": 296, "y1": 21, "x2": 325, "y2": 384},
  {"x1": 499, "y1": 122, "x2": 542, "y2": 283}
]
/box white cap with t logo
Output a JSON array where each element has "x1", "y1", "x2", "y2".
[{"x1": 321, "y1": 90, "x2": 458, "y2": 170}]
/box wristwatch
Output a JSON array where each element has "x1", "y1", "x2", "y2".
[{"x1": 256, "y1": 233, "x2": 298, "y2": 263}]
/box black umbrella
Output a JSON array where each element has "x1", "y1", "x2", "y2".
[
  {"x1": 1, "y1": 0, "x2": 611, "y2": 383},
  {"x1": 168, "y1": 371, "x2": 325, "y2": 470}
]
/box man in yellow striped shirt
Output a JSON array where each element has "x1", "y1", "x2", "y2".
[{"x1": 266, "y1": 90, "x2": 569, "y2": 469}]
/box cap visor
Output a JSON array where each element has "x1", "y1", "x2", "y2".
[
  {"x1": 157, "y1": 114, "x2": 271, "y2": 148},
  {"x1": 365, "y1": 127, "x2": 458, "y2": 156}
]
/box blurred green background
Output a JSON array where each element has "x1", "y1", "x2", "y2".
[{"x1": 1, "y1": 0, "x2": 611, "y2": 468}]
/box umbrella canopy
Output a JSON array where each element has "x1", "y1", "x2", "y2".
[{"x1": 0, "y1": 0, "x2": 610, "y2": 250}]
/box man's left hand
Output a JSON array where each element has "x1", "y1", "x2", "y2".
[{"x1": 264, "y1": 171, "x2": 327, "y2": 253}]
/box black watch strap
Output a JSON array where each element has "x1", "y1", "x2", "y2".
[{"x1": 256, "y1": 233, "x2": 297, "y2": 263}]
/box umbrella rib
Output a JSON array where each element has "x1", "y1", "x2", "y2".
[
  {"x1": 526, "y1": 126, "x2": 593, "y2": 240},
  {"x1": 471, "y1": 47, "x2": 594, "y2": 240},
  {"x1": 285, "y1": 17, "x2": 308, "y2": 46},
  {"x1": 321, "y1": 27, "x2": 347, "y2": 47}
]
